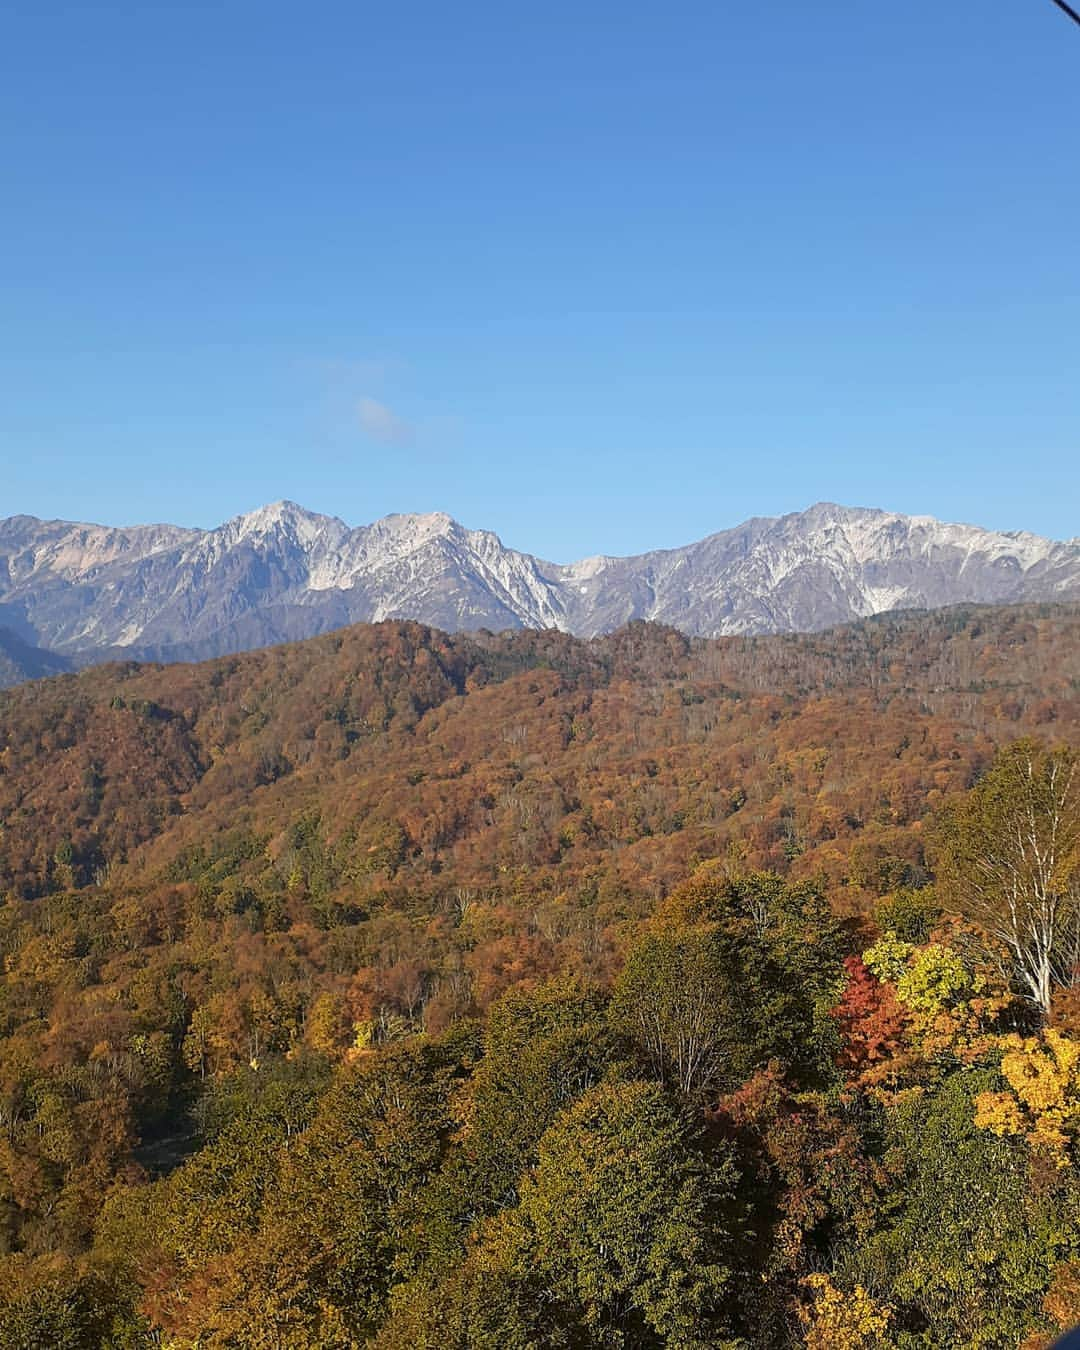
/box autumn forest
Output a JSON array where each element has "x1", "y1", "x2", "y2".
[{"x1": 1, "y1": 603, "x2": 1079, "y2": 1347}]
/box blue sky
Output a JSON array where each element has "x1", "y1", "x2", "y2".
[{"x1": 2, "y1": 1, "x2": 1077, "y2": 560}]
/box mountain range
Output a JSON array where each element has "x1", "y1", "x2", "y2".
[{"x1": 0, "y1": 500, "x2": 1077, "y2": 679}]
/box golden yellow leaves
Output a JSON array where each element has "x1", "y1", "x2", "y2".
[
  {"x1": 976, "y1": 1029, "x2": 1080, "y2": 1166},
  {"x1": 799, "y1": 1274, "x2": 893, "y2": 1349}
]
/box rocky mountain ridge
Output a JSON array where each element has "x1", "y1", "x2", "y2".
[{"x1": 0, "y1": 500, "x2": 1077, "y2": 669}]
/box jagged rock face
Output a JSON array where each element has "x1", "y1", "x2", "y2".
[
  {"x1": 0, "y1": 501, "x2": 1077, "y2": 664},
  {"x1": 547, "y1": 504, "x2": 1080, "y2": 637}
]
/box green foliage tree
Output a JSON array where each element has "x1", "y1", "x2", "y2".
[
  {"x1": 382, "y1": 1079, "x2": 739, "y2": 1350},
  {"x1": 843, "y1": 1069, "x2": 1080, "y2": 1347},
  {"x1": 0, "y1": 1254, "x2": 144, "y2": 1350},
  {"x1": 611, "y1": 870, "x2": 845, "y2": 1096},
  {"x1": 874, "y1": 886, "x2": 941, "y2": 943},
  {"x1": 507, "y1": 1079, "x2": 738, "y2": 1346},
  {"x1": 609, "y1": 926, "x2": 738, "y2": 1097},
  {"x1": 420, "y1": 978, "x2": 623, "y2": 1236}
]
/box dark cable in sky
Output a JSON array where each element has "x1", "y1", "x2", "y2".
[{"x1": 1048, "y1": 0, "x2": 1080, "y2": 27}]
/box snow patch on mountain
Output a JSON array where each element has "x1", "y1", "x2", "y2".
[{"x1": 0, "y1": 501, "x2": 1076, "y2": 664}]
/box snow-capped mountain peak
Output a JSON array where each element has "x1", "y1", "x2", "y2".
[
  {"x1": 0, "y1": 502, "x2": 1076, "y2": 666},
  {"x1": 225, "y1": 500, "x2": 347, "y2": 545}
]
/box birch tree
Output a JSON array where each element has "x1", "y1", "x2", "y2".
[{"x1": 935, "y1": 741, "x2": 1080, "y2": 1015}]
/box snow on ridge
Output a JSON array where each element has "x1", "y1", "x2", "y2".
[
  {"x1": 857, "y1": 584, "x2": 914, "y2": 616},
  {"x1": 560, "y1": 554, "x2": 615, "y2": 583},
  {"x1": 305, "y1": 512, "x2": 568, "y2": 627},
  {"x1": 1, "y1": 500, "x2": 1077, "y2": 659},
  {"x1": 19, "y1": 523, "x2": 199, "y2": 581},
  {"x1": 795, "y1": 507, "x2": 1061, "y2": 574},
  {"x1": 223, "y1": 500, "x2": 347, "y2": 548}
]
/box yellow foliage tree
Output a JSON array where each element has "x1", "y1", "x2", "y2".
[
  {"x1": 862, "y1": 931, "x2": 1011, "y2": 1070},
  {"x1": 799, "y1": 1273, "x2": 893, "y2": 1349},
  {"x1": 975, "y1": 1028, "x2": 1080, "y2": 1165}
]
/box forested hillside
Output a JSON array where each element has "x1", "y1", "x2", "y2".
[
  {"x1": 0, "y1": 603, "x2": 1078, "y2": 1346},
  {"x1": 3, "y1": 603, "x2": 1077, "y2": 910}
]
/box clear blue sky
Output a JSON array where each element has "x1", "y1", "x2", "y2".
[{"x1": 2, "y1": 1, "x2": 1077, "y2": 560}]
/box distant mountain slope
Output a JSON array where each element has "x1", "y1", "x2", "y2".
[
  {"x1": 0, "y1": 627, "x2": 71, "y2": 688},
  {"x1": 0, "y1": 603, "x2": 1077, "y2": 907},
  {"x1": 1, "y1": 501, "x2": 1077, "y2": 663}
]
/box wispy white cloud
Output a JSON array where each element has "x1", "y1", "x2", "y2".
[{"x1": 358, "y1": 396, "x2": 415, "y2": 447}]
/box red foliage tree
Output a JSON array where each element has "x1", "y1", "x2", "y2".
[{"x1": 830, "y1": 955, "x2": 909, "y2": 1081}]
